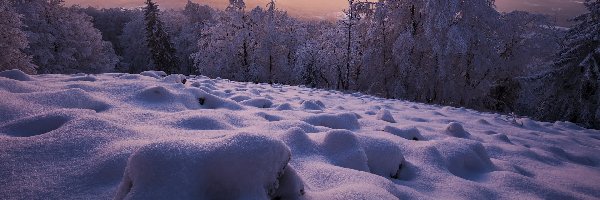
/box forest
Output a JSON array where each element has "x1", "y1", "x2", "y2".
[{"x1": 1, "y1": 0, "x2": 598, "y2": 128}]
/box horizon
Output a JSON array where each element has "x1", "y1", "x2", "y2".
[{"x1": 64, "y1": 0, "x2": 587, "y2": 25}]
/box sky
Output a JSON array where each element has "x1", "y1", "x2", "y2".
[{"x1": 64, "y1": 0, "x2": 587, "y2": 25}]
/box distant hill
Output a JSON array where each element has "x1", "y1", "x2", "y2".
[{"x1": 496, "y1": 0, "x2": 586, "y2": 26}]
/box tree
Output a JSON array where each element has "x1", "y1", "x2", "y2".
[
  {"x1": 160, "y1": 1, "x2": 215, "y2": 75},
  {"x1": 532, "y1": 0, "x2": 600, "y2": 128},
  {"x1": 144, "y1": 0, "x2": 178, "y2": 74},
  {"x1": 0, "y1": 0, "x2": 36, "y2": 74},
  {"x1": 193, "y1": 0, "x2": 259, "y2": 81},
  {"x1": 228, "y1": 0, "x2": 245, "y2": 11},
  {"x1": 120, "y1": 11, "x2": 154, "y2": 73},
  {"x1": 491, "y1": 11, "x2": 563, "y2": 112},
  {"x1": 80, "y1": 7, "x2": 135, "y2": 69},
  {"x1": 246, "y1": 0, "x2": 303, "y2": 84},
  {"x1": 10, "y1": 0, "x2": 117, "y2": 74},
  {"x1": 340, "y1": 0, "x2": 358, "y2": 90},
  {"x1": 295, "y1": 22, "x2": 344, "y2": 89},
  {"x1": 360, "y1": 0, "x2": 396, "y2": 97}
]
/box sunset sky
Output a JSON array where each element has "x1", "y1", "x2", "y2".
[{"x1": 64, "y1": 0, "x2": 586, "y2": 24}]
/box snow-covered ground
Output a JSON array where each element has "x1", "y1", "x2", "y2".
[{"x1": 0, "y1": 69, "x2": 599, "y2": 199}]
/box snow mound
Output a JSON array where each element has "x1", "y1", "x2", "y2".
[
  {"x1": 162, "y1": 74, "x2": 186, "y2": 84},
  {"x1": 319, "y1": 130, "x2": 369, "y2": 171},
  {"x1": 384, "y1": 126, "x2": 425, "y2": 141},
  {"x1": 118, "y1": 74, "x2": 147, "y2": 80},
  {"x1": 445, "y1": 122, "x2": 471, "y2": 138},
  {"x1": 436, "y1": 139, "x2": 495, "y2": 180},
  {"x1": 279, "y1": 128, "x2": 318, "y2": 154},
  {"x1": 0, "y1": 69, "x2": 33, "y2": 81},
  {"x1": 272, "y1": 165, "x2": 305, "y2": 199},
  {"x1": 303, "y1": 113, "x2": 360, "y2": 130},
  {"x1": 376, "y1": 109, "x2": 396, "y2": 123},
  {"x1": 229, "y1": 95, "x2": 251, "y2": 102},
  {"x1": 266, "y1": 121, "x2": 323, "y2": 134},
  {"x1": 115, "y1": 133, "x2": 293, "y2": 200},
  {"x1": 358, "y1": 135, "x2": 405, "y2": 178},
  {"x1": 66, "y1": 75, "x2": 97, "y2": 82},
  {"x1": 301, "y1": 100, "x2": 325, "y2": 110},
  {"x1": 136, "y1": 86, "x2": 176, "y2": 103},
  {"x1": 276, "y1": 103, "x2": 294, "y2": 110},
  {"x1": 476, "y1": 119, "x2": 491, "y2": 125},
  {"x1": 255, "y1": 112, "x2": 283, "y2": 122},
  {"x1": 139, "y1": 70, "x2": 167, "y2": 79},
  {"x1": 240, "y1": 98, "x2": 273, "y2": 108},
  {"x1": 492, "y1": 134, "x2": 513, "y2": 144},
  {"x1": 174, "y1": 116, "x2": 234, "y2": 130},
  {"x1": 188, "y1": 88, "x2": 243, "y2": 110},
  {"x1": 191, "y1": 80, "x2": 218, "y2": 91}
]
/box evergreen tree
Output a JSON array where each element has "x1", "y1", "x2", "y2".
[
  {"x1": 144, "y1": 0, "x2": 178, "y2": 74},
  {"x1": 534, "y1": 0, "x2": 600, "y2": 128}
]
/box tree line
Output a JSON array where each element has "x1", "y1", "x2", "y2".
[{"x1": 0, "y1": 0, "x2": 598, "y2": 128}]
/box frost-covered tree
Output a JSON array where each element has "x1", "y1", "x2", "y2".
[
  {"x1": 296, "y1": 22, "x2": 346, "y2": 89},
  {"x1": 120, "y1": 11, "x2": 154, "y2": 73},
  {"x1": 80, "y1": 7, "x2": 134, "y2": 62},
  {"x1": 295, "y1": 40, "x2": 320, "y2": 87},
  {"x1": 10, "y1": 0, "x2": 117, "y2": 74},
  {"x1": 339, "y1": 0, "x2": 360, "y2": 90},
  {"x1": 531, "y1": 0, "x2": 600, "y2": 128},
  {"x1": 193, "y1": 0, "x2": 261, "y2": 81},
  {"x1": 498, "y1": 12, "x2": 563, "y2": 76},
  {"x1": 261, "y1": 0, "x2": 279, "y2": 83},
  {"x1": 246, "y1": 1, "x2": 305, "y2": 84},
  {"x1": 377, "y1": 0, "x2": 504, "y2": 107},
  {"x1": 228, "y1": 0, "x2": 245, "y2": 11},
  {"x1": 144, "y1": 0, "x2": 178, "y2": 74},
  {"x1": 491, "y1": 11, "x2": 563, "y2": 112},
  {"x1": 360, "y1": 0, "x2": 400, "y2": 97},
  {"x1": 421, "y1": 0, "x2": 500, "y2": 106},
  {"x1": 279, "y1": 18, "x2": 308, "y2": 84},
  {"x1": 160, "y1": 1, "x2": 215, "y2": 75},
  {"x1": 0, "y1": 0, "x2": 36, "y2": 74}
]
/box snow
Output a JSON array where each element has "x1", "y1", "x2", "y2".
[
  {"x1": 0, "y1": 69, "x2": 599, "y2": 199},
  {"x1": 444, "y1": 122, "x2": 471, "y2": 138},
  {"x1": 140, "y1": 70, "x2": 167, "y2": 79},
  {"x1": 240, "y1": 98, "x2": 274, "y2": 108},
  {"x1": 383, "y1": 126, "x2": 425, "y2": 141},
  {"x1": 301, "y1": 100, "x2": 325, "y2": 110},
  {"x1": 0, "y1": 69, "x2": 32, "y2": 81},
  {"x1": 114, "y1": 133, "x2": 291, "y2": 199},
  {"x1": 376, "y1": 109, "x2": 396, "y2": 123}
]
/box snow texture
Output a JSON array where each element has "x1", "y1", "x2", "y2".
[{"x1": 0, "y1": 70, "x2": 599, "y2": 199}]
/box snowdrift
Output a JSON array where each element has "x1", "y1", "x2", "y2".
[{"x1": 0, "y1": 69, "x2": 599, "y2": 199}]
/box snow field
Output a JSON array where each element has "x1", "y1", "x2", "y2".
[{"x1": 0, "y1": 69, "x2": 599, "y2": 199}]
